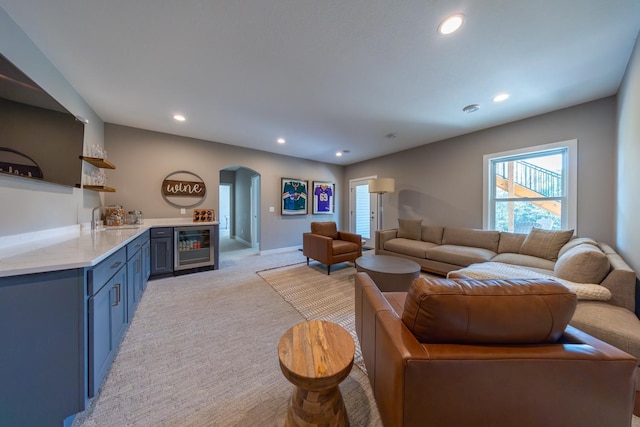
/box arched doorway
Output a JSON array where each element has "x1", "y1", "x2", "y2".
[{"x1": 219, "y1": 166, "x2": 260, "y2": 258}]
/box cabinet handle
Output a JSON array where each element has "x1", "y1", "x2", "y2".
[
  {"x1": 112, "y1": 283, "x2": 121, "y2": 306},
  {"x1": 136, "y1": 259, "x2": 141, "y2": 274},
  {"x1": 156, "y1": 231, "x2": 165, "y2": 235},
  {"x1": 111, "y1": 261, "x2": 122, "y2": 269}
]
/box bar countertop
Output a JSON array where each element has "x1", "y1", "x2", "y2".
[{"x1": 0, "y1": 218, "x2": 218, "y2": 278}]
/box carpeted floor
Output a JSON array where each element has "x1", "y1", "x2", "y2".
[
  {"x1": 258, "y1": 262, "x2": 366, "y2": 372},
  {"x1": 70, "y1": 250, "x2": 639, "y2": 427},
  {"x1": 71, "y1": 250, "x2": 382, "y2": 427}
]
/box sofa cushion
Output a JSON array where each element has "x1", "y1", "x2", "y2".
[
  {"x1": 491, "y1": 253, "x2": 556, "y2": 270},
  {"x1": 519, "y1": 228, "x2": 574, "y2": 261},
  {"x1": 421, "y1": 225, "x2": 444, "y2": 244},
  {"x1": 558, "y1": 237, "x2": 599, "y2": 258},
  {"x1": 498, "y1": 232, "x2": 527, "y2": 254},
  {"x1": 555, "y1": 244, "x2": 610, "y2": 284},
  {"x1": 311, "y1": 221, "x2": 339, "y2": 239},
  {"x1": 426, "y1": 245, "x2": 496, "y2": 267},
  {"x1": 397, "y1": 219, "x2": 422, "y2": 240},
  {"x1": 384, "y1": 238, "x2": 436, "y2": 258},
  {"x1": 402, "y1": 277, "x2": 577, "y2": 344},
  {"x1": 448, "y1": 262, "x2": 611, "y2": 301},
  {"x1": 570, "y1": 301, "x2": 640, "y2": 361},
  {"x1": 442, "y1": 227, "x2": 500, "y2": 252}
]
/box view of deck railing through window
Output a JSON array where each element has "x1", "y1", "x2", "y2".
[{"x1": 492, "y1": 150, "x2": 566, "y2": 233}]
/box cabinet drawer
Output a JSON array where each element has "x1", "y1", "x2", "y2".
[
  {"x1": 127, "y1": 234, "x2": 145, "y2": 260},
  {"x1": 151, "y1": 227, "x2": 172, "y2": 238},
  {"x1": 88, "y1": 248, "x2": 126, "y2": 295}
]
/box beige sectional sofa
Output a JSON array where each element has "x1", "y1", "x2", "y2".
[{"x1": 375, "y1": 220, "x2": 640, "y2": 384}]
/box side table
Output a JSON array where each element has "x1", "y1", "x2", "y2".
[
  {"x1": 355, "y1": 254, "x2": 421, "y2": 292},
  {"x1": 278, "y1": 320, "x2": 355, "y2": 427}
]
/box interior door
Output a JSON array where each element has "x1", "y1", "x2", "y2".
[
  {"x1": 250, "y1": 175, "x2": 260, "y2": 248},
  {"x1": 350, "y1": 177, "x2": 377, "y2": 248}
]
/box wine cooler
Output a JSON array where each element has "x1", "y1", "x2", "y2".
[{"x1": 174, "y1": 226, "x2": 215, "y2": 271}]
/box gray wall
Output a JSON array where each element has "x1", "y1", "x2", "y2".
[
  {"x1": 344, "y1": 97, "x2": 618, "y2": 245},
  {"x1": 617, "y1": 35, "x2": 640, "y2": 273},
  {"x1": 103, "y1": 124, "x2": 343, "y2": 251},
  {"x1": 0, "y1": 4, "x2": 634, "y2": 264},
  {"x1": 0, "y1": 8, "x2": 103, "y2": 237}
]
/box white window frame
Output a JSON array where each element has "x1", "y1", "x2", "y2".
[{"x1": 482, "y1": 139, "x2": 577, "y2": 233}]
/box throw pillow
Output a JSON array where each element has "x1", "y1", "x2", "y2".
[
  {"x1": 554, "y1": 244, "x2": 610, "y2": 284},
  {"x1": 519, "y1": 228, "x2": 574, "y2": 261},
  {"x1": 397, "y1": 218, "x2": 422, "y2": 240},
  {"x1": 557, "y1": 237, "x2": 598, "y2": 258},
  {"x1": 421, "y1": 226, "x2": 444, "y2": 244},
  {"x1": 310, "y1": 222, "x2": 339, "y2": 239},
  {"x1": 497, "y1": 232, "x2": 527, "y2": 254}
]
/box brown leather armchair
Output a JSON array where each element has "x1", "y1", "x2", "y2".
[
  {"x1": 355, "y1": 273, "x2": 637, "y2": 427},
  {"x1": 302, "y1": 222, "x2": 362, "y2": 274}
]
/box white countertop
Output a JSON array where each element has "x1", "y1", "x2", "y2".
[{"x1": 0, "y1": 219, "x2": 218, "y2": 278}]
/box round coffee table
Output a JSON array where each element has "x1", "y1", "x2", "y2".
[
  {"x1": 278, "y1": 320, "x2": 354, "y2": 427},
  {"x1": 355, "y1": 254, "x2": 421, "y2": 292}
]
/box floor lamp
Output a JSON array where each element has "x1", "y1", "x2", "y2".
[{"x1": 368, "y1": 178, "x2": 395, "y2": 231}]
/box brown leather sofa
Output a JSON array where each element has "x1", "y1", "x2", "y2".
[
  {"x1": 302, "y1": 222, "x2": 361, "y2": 274},
  {"x1": 355, "y1": 272, "x2": 637, "y2": 427}
]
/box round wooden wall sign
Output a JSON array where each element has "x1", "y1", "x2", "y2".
[{"x1": 161, "y1": 170, "x2": 207, "y2": 208}]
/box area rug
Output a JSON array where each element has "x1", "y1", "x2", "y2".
[{"x1": 257, "y1": 262, "x2": 366, "y2": 373}]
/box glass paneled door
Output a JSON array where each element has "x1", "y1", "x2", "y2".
[{"x1": 350, "y1": 177, "x2": 377, "y2": 248}]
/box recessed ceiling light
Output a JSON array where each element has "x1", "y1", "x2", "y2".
[
  {"x1": 493, "y1": 93, "x2": 510, "y2": 102},
  {"x1": 385, "y1": 133, "x2": 398, "y2": 139},
  {"x1": 463, "y1": 104, "x2": 480, "y2": 113},
  {"x1": 336, "y1": 151, "x2": 343, "y2": 157},
  {"x1": 173, "y1": 114, "x2": 186, "y2": 122},
  {"x1": 438, "y1": 14, "x2": 465, "y2": 35},
  {"x1": 277, "y1": 138, "x2": 286, "y2": 144}
]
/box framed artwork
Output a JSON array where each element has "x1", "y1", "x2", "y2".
[
  {"x1": 312, "y1": 181, "x2": 335, "y2": 214},
  {"x1": 281, "y1": 178, "x2": 308, "y2": 215}
]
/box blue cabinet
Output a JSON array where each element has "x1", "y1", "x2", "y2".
[
  {"x1": 150, "y1": 227, "x2": 173, "y2": 277},
  {"x1": 87, "y1": 231, "x2": 150, "y2": 398},
  {"x1": 0, "y1": 228, "x2": 152, "y2": 425},
  {"x1": 88, "y1": 249, "x2": 127, "y2": 398},
  {"x1": 126, "y1": 231, "x2": 149, "y2": 321},
  {"x1": 143, "y1": 239, "x2": 151, "y2": 285},
  {"x1": 0, "y1": 269, "x2": 85, "y2": 427},
  {"x1": 127, "y1": 249, "x2": 142, "y2": 320}
]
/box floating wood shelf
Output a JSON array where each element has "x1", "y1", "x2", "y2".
[
  {"x1": 79, "y1": 156, "x2": 116, "y2": 169},
  {"x1": 80, "y1": 185, "x2": 116, "y2": 192}
]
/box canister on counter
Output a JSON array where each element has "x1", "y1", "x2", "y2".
[{"x1": 105, "y1": 206, "x2": 125, "y2": 226}]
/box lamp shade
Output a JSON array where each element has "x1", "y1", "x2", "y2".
[{"x1": 368, "y1": 178, "x2": 395, "y2": 194}]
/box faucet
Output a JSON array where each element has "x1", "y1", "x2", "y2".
[{"x1": 91, "y1": 206, "x2": 106, "y2": 230}]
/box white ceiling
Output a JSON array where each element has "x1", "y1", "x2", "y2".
[{"x1": 1, "y1": 1, "x2": 639, "y2": 165}]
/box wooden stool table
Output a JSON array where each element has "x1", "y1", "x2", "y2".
[{"x1": 278, "y1": 320, "x2": 355, "y2": 427}]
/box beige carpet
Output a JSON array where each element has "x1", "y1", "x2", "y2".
[
  {"x1": 69, "y1": 251, "x2": 637, "y2": 427},
  {"x1": 257, "y1": 261, "x2": 366, "y2": 373},
  {"x1": 71, "y1": 251, "x2": 382, "y2": 427}
]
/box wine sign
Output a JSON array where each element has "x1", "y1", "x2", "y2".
[
  {"x1": 162, "y1": 179, "x2": 206, "y2": 197},
  {"x1": 161, "y1": 171, "x2": 207, "y2": 208}
]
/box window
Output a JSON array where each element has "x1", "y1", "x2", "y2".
[{"x1": 483, "y1": 140, "x2": 577, "y2": 233}]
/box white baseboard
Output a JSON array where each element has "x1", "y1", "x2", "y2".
[{"x1": 233, "y1": 236, "x2": 251, "y2": 246}]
